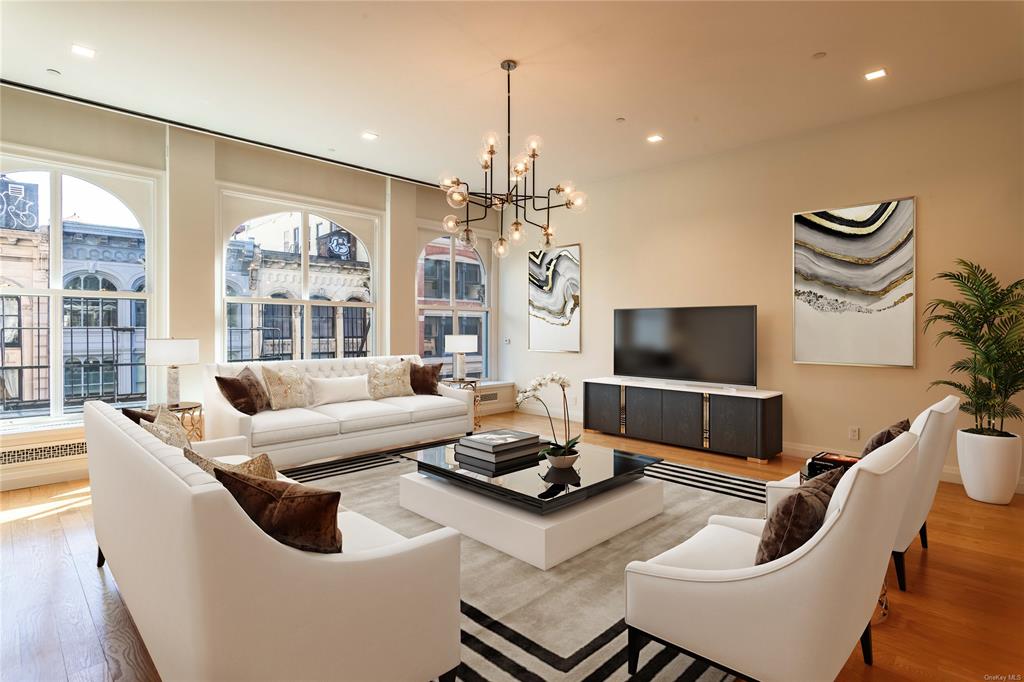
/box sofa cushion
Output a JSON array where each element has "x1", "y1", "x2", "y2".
[
  {"x1": 185, "y1": 447, "x2": 277, "y2": 480},
  {"x1": 215, "y1": 367, "x2": 271, "y2": 415},
  {"x1": 261, "y1": 364, "x2": 311, "y2": 410},
  {"x1": 861, "y1": 418, "x2": 910, "y2": 456},
  {"x1": 755, "y1": 467, "x2": 845, "y2": 565},
  {"x1": 649, "y1": 524, "x2": 759, "y2": 570},
  {"x1": 311, "y1": 400, "x2": 411, "y2": 434},
  {"x1": 214, "y1": 455, "x2": 298, "y2": 484},
  {"x1": 337, "y1": 511, "x2": 406, "y2": 552},
  {"x1": 251, "y1": 408, "x2": 340, "y2": 447},
  {"x1": 377, "y1": 395, "x2": 467, "y2": 423},
  {"x1": 367, "y1": 359, "x2": 414, "y2": 400},
  {"x1": 410, "y1": 362, "x2": 443, "y2": 396},
  {"x1": 308, "y1": 374, "x2": 370, "y2": 406},
  {"x1": 141, "y1": 406, "x2": 191, "y2": 448},
  {"x1": 215, "y1": 469, "x2": 343, "y2": 553}
]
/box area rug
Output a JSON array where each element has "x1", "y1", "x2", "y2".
[{"x1": 285, "y1": 454, "x2": 766, "y2": 681}]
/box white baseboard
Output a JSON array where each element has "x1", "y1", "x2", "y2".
[
  {"x1": 0, "y1": 454, "x2": 89, "y2": 491},
  {"x1": 516, "y1": 403, "x2": 584, "y2": 425}
]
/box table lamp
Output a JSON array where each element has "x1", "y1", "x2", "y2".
[
  {"x1": 444, "y1": 334, "x2": 478, "y2": 380},
  {"x1": 146, "y1": 338, "x2": 199, "y2": 407}
]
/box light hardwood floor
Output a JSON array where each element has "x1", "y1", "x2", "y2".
[{"x1": 2, "y1": 411, "x2": 1021, "y2": 681}]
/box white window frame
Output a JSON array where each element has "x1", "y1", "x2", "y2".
[
  {"x1": 415, "y1": 223, "x2": 497, "y2": 380},
  {"x1": 0, "y1": 145, "x2": 165, "y2": 426},
  {"x1": 215, "y1": 184, "x2": 383, "y2": 363}
]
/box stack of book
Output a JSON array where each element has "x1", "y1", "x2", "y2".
[{"x1": 455, "y1": 430, "x2": 543, "y2": 475}]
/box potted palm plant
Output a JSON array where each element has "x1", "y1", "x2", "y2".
[
  {"x1": 516, "y1": 372, "x2": 582, "y2": 468},
  {"x1": 925, "y1": 259, "x2": 1024, "y2": 504}
]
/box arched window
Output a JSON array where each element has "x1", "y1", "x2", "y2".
[
  {"x1": 224, "y1": 209, "x2": 374, "y2": 362},
  {"x1": 0, "y1": 166, "x2": 151, "y2": 419},
  {"x1": 415, "y1": 235, "x2": 489, "y2": 378},
  {"x1": 64, "y1": 273, "x2": 118, "y2": 291}
]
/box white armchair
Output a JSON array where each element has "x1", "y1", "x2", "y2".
[
  {"x1": 624, "y1": 432, "x2": 919, "y2": 682},
  {"x1": 765, "y1": 395, "x2": 960, "y2": 591},
  {"x1": 890, "y1": 395, "x2": 960, "y2": 590}
]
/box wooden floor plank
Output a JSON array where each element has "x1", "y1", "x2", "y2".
[{"x1": 1, "y1": 411, "x2": 1021, "y2": 682}]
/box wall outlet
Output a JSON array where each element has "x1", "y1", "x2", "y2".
[
  {"x1": 503, "y1": 336, "x2": 511, "y2": 345},
  {"x1": 848, "y1": 427, "x2": 860, "y2": 441}
]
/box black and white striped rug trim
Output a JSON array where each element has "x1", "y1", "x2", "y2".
[
  {"x1": 643, "y1": 461, "x2": 767, "y2": 504},
  {"x1": 282, "y1": 447, "x2": 767, "y2": 505},
  {"x1": 456, "y1": 600, "x2": 727, "y2": 681}
]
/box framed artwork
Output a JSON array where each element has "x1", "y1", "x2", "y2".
[
  {"x1": 793, "y1": 198, "x2": 916, "y2": 367},
  {"x1": 528, "y1": 243, "x2": 581, "y2": 352}
]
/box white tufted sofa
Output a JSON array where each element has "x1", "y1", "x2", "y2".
[{"x1": 204, "y1": 355, "x2": 474, "y2": 469}]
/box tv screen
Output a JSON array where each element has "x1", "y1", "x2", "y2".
[{"x1": 614, "y1": 306, "x2": 757, "y2": 387}]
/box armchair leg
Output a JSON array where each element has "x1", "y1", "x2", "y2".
[
  {"x1": 892, "y1": 551, "x2": 907, "y2": 591},
  {"x1": 919, "y1": 522, "x2": 928, "y2": 549},
  {"x1": 860, "y1": 623, "x2": 873, "y2": 665},
  {"x1": 438, "y1": 666, "x2": 458, "y2": 682},
  {"x1": 97, "y1": 546, "x2": 105, "y2": 568},
  {"x1": 627, "y1": 626, "x2": 646, "y2": 675}
]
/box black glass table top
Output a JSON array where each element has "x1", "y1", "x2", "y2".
[{"x1": 400, "y1": 441, "x2": 662, "y2": 514}]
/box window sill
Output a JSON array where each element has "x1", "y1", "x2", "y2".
[{"x1": 0, "y1": 416, "x2": 85, "y2": 443}]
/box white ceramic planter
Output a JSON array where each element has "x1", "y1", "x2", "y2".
[{"x1": 956, "y1": 430, "x2": 1022, "y2": 505}]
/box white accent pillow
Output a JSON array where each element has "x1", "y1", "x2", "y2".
[
  {"x1": 307, "y1": 375, "x2": 371, "y2": 406},
  {"x1": 367, "y1": 360, "x2": 415, "y2": 400}
]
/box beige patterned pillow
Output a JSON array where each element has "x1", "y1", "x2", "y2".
[
  {"x1": 367, "y1": 360, "x2": 414, "y2": 400},
  {"x1": 184, "y1": 448, "x2": 277, "y2": 480},
  {"x1": 140, "y1": 406, "x2": 191, "y2": 448},
  {"x1": 261, "y1": 365, "x2": 309, "y2": 410}
]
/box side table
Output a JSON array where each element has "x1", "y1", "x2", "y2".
[
  {"x1": 147, "y1": 401, "x2": 204, "y2": 441},
  {"x1": 441, "y1": 378, "x2": 481, "y2": 431}
]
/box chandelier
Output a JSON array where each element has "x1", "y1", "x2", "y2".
[{"x1": 440, "y1": 59, "x2": 587, "y2": 259}]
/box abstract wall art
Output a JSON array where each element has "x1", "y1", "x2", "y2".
[
  {"x1": 528, "y1": 244, "x2": 581, "y2": 352},
  {"x1": 793, "y1": 198, "x2": 915, "y2": 366}
]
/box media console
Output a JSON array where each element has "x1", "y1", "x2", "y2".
[{"x1": 583, "y1": 377, "x2": 783, "y2": 462}]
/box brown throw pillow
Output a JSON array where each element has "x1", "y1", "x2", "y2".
[
  {"x1": 184, "y1": 448, "x2": 277, "y2": 480},
  {"x1": 410, "y1": 362, "x2": 443, "y2": 396},
  {"x1": 121, "y1": 407, "x2": 156, "y2": 425},
  {"x1": 215, "y1": 367, "x2": 271, "y2": 415},
  {"x1": 214, "y1": 468, "x2": 343, "y2": 553},
  {"x1": 861, "y1": 418, "x2": 911, "y2": 457},
  {"x1": 755, "y1": 467, "x2": 845, "y2": 565}
]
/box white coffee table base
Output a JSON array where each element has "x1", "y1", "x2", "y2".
[{"x1": 399, "y1": 472, "x2": 664, "y2": 570}]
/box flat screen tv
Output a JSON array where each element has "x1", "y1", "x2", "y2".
[{"x1": 614, "y1": 305, "x2": 757, "y2": 387}]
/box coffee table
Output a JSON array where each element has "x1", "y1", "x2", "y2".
[{"x1": 398, "y1": 441, "x2": 664, "y2": 569}]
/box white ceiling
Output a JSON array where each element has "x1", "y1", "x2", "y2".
[{"x1": 2, "y1": 2, "x2": 1022, "y2": 187}]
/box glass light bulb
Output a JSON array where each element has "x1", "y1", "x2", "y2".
[
  {"x1": 482, "y1": 131, "x2": 500, "y2": 153},
  {"x1": 557, "y1": 180, "x2": 575, "y2": 195},
  {"x1": 509, "y1": 220, "x2": 524, "y2": 242},
  {"x1": 446, "y1": 184, "x2": 469, "y2": 209},
  {"x1": 459, "y1": 228, "x2": 478, "y2": 249},
  {"x1": 479, "y1": 152, "x2": 491, "y2": 170},
  {"x1": 439, "y1": 175, "x2": 460, "y2": 190},
  {"x1": 491, "y1": 196, "x2": 505, "y2": 211},
  {"x1": 493, "y1": 236, "x2": 510, "y2": 259},
  {"x1": 442, "y1": 214, "x2": 460, "y2": 234},
  {"x1": 566, "y1": 190, "x2": 588, "y2": 212},
  {"x1": 511, "y1": 154, "x2": 531, "y2": 177},
  {"x1": 526, "y1": 135, "x2": 543, "y2": 156},
  {"x1": 538, "y1": 229, "x2": 553, "y2": 252},
  {"x1": 545, "y1": 222, "x2": 556, "y2": 235}
]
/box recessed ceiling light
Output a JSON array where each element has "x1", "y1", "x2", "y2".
[
  {"x1": 812, "y1": 51, "x2": 827, "y2": 60},
  {"x1": 327, "y1": 147, "x2": 336, "y2": 153},
  {"x1": 864, "y1": 68, "x2": 887, "y2": 81},
  {"x1": 46, "y1": 68, "x2": 62, "y2": 76},
  {"x1": 646, "y1": 134, "x2": 664, "y2": 143},
  {"x1": 71, "y1": 44, "x2": 96, "y2": 58},
  {"x1": 615, "y1": 117, "x2": 626, "y2": 123},
  {"x1": 361, "y1": 131, "x2": 380, "y2": 141}
]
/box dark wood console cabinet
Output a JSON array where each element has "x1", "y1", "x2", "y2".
[{"x1": 584, "y1": 379, "x2": 783, "y2": 461}]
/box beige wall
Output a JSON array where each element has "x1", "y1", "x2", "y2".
[
  {"x1": 0, "y1": 87, "x2": 166, "y2": 169},
  {"x1": 499, "y1": 81, "x2": 1023, "y2": 479}
]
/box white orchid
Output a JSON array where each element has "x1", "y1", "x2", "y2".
[{"x1": 516, "y1": 372, "x2": 576, "y2": 448}]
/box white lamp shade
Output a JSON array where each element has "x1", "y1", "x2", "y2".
[
  {"x1": 146, "y1": 338, "x2": 199, "y2": 366},
  {"x1": 444, "y1": 334, "x2": 478, "y2": 354}
]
